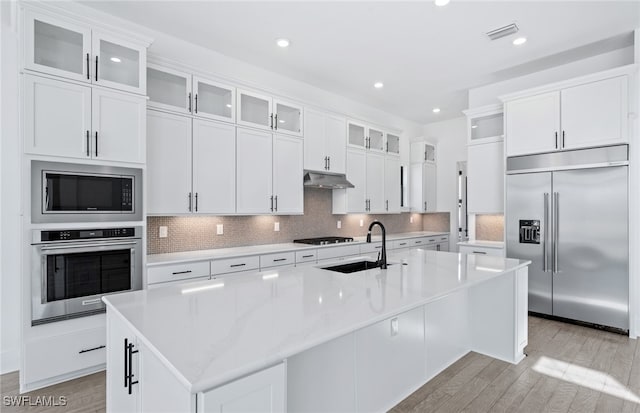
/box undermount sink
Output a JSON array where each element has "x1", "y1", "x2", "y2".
[{"x1": 322, "y1": 260, "x2": 393, "y2": 274}]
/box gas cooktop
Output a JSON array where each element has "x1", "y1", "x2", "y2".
[{"x1": 293, "y1": 236, "x2": 355, "y2": 246}]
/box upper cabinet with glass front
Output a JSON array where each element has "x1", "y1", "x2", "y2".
[
  {"x1": 386, "y1": 132, "x2": 400, "y2": 156},
  {"x1": 347, "y1": 120, "x2": 392, "y2": 153},
  {"x1": 237, "y1": 90, "x2": 303, "y2": 136},
  {"x1": 463, "y1": 104, "x2": 504, "y2": 145},
  {"x1": 23, "y1": 8, "x2": 149, "y2": 95}
]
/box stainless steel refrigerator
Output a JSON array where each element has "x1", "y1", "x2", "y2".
[{"x1": 506, "y1": 145, "x2": 629, "y2": 331}]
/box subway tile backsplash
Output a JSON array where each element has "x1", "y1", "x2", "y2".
[{"x1": 148, "y1": 189, "x2": 434, "y2": 254}]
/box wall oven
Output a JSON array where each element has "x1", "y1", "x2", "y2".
[
  {"x1": 31, "y1": 227, "x2": 143, "y2": 325},
  {"x1": 31, "y1": 161, "x2": 142, "y2": 223}
]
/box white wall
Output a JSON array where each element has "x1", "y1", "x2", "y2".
[
  {"x1": 468, "y1": 46, "x2": 634, "y2": 109},
  {"x1": 1, "y1": 1, "x2": 21, "y2": 374},
  {"x1": 417, "y1": 117, "x2": 467, "y2": 243}
]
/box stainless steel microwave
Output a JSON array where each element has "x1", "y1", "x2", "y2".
[{"x1": 31, "y1": 161, "x2": 142, "y2": 223}]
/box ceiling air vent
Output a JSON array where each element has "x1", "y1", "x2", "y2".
[{"x1": 486, "y1": 23, "x2": 519, "y2": 41}]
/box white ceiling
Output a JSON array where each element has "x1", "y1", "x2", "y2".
[{"x1": 80, "y1": 1, "x2": 639, "y2": 124}]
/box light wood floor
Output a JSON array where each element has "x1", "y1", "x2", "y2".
[{"x1": 1, "y1": 316, "x2": 639, "y2": 412}]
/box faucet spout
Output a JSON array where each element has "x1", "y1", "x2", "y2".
[{"x1": 366, "y1": 221, "x2": 387, "y2": 269}]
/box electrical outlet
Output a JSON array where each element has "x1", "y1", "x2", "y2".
[
  {"x1": 359, "y1": 219, "x2": 364, "y2": 227},
  {"x1": 337, "y1": 220, "x2": 342, "y2": 229},
  {"x1": 274, "y1": 222, "x2": 280, "y2": 232},
  {"x1": 410, "y1": 216, "x2": 414, "y2": 224},
  {"x1": 216, "y1": 224, "x2": 224, "y2": 235},
  {"x1": 159, "y1": 226, "x2": 168, "y2": 238}
]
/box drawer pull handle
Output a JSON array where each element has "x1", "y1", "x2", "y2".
[
  {"x1": 172, "y1": 270, "x2": 192, "y2": 275},
  {"x1": 399, "y1": 243, "x2": 407, "y2": 246},
  {"x1": 429, "y1": 239, "x2": 436, "y2": 242},
  {"x1": 273, "y1": 258, "x2": 287, "y2": 262},
  {"x1": 415, "y1": 241, "x2": 422, "y2": 244},
  {"x1": 374, "y1": 246, "x2": 382, "y2": 249},
  {"x1": 230, "y1": 263, "x2": 246, "y2": 268},
  {"x1": 79, "y1": 345, "x2": 105, "y2": 354},
  {"x1": 302, "y1": 254, "x2": 314, "y2": 258},
  {"x1": 441, "y1": 237, "x2": 447, "y2": 240},
  {"x1": 472, "y1": 251, "x2": 487, "y2": 255}
]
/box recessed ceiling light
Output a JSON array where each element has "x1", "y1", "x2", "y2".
[
  {"x1": 434, "y1": 0, "x2": 450, "y2": 6},
  {"x1": 432, "y1": 108, "x2": 441, "y2": 113},
  {"x1": 513, "y1": 37, "x2": 527, "y2": 46},
  {"x1": 276, "y1": 38, "x2": 290, "y2": 48},
  {"x1": 110, "y1": 57, "x2": 121, "y2": 63},
  {"x1": 373, "y1": 82, "x2": 384, "y2": 89}
]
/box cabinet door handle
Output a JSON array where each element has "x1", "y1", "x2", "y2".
[
  {"x1": 424, "y1": 149, "x2": 427, "y2": 161},
  {"x1": 324, "y1": 156, "x2": 328, "y2": 170},
  {"x1": 562, "y1": 130, "x2": 565, "y2": 148},
  {"x1": 386, "y1": 141, "x2": 389, "y2": 152},
  {"x1": 440, "y1": 237, "x2": 447, "y2": 241},
  {"x1": 328, "y1": 156, "x2": 331, "y2": 170},
  {"x1": 399, "y1": 242, "x2": 407, "y2": 246},
  {"x1": 274, "y1": 195, "x2": 278, "y2": 212},
  {"x1": 86, "y1": 53, "x2": 90, "y2": 80},
  {"x1": 79, "y1": 344, "x2": 105, "y2": 354},
  {"x1": 415, "y1": 240, "x2": 422, "y2": 244},
  {"x1": 123, "y1": 338, "x2": 128, "y2": 388},
  {"x1": 270, "y1": 113, "x2": 274, "y2": 129},
  {"x1": 555, "y1": 131, "x2": 558, "y2": 149},
  {"x1": 230, "y1": 263, "x2": 246, "y2": 268},
  {"x1": 172, "y1": 270, "x2": 192, "y2": 275},
  {"x1": 86, "y1": 130, "x2": 90, "y2": 156},
  {"x1": 424, "y1": 201, "x2": 427, "y2": 211},
  {"x1": 273, "y1": 258, "x2": 287, "y2": 262},
  {"x1": 437, "y1": 244, "x2": 441, "y2": 251},
  {"x1": 188, "y1": 192, "x2": 192, "y2": 212},
  {"x1": 195, "y1": 192, "x2": 198, "y2": 212},
  {"x1": 302, "y1": 254, "x2": 314, "y2": 258},
  {"x1": 270, "y1": 195, "x2": 274, "y2": 212},
  {"x1": 188, "y1": 92, "x2": 192, "y2": 112},
  {"x1": 472, "y1": 251, "x2": 487, "y2": 255},
  {"x1": 95, "y1": 55, "x2": 98, "y2": 81},
  {"x1": 194, "y1": 94, "x2": 198, "y2": 113},
  {"x1": 274, "y1": 114, "x2": 278, "y2": 130},
  {"x1": 95, "y1": 131, "x2": 98, "y2": 157},
  {"x1": 386, "y1": 200, "x2": 389, "y2": 211},
  {"x1": 127, "y1": 341, "x2": 139, "y2": 395}
]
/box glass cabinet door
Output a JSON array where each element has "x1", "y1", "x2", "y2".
[
  {"x1": 25, "y1": 10, "x2": 91, "y2": 82},
  {"x1": 194, "y1": 77, "x2": 235, "y2": 122},
  {"x1": 147, "y1": 66, "x2": 191, "y2": 114},
  {"x1": 368, "y1": 127, "x2": 385, "y2": 152},
  {"x1": 348, "y1": 122, "x2": 366, "y2": 148},
  {"x1": 470, "y1": 112, "x2": 504, "y2": 141},
  {"x1": 273, "y1": 100, "x2": 302, "y2": 136},
  {"x1": 93, "y1": 32, "x2": 146, "y2": 95},
  {"x1": 386, "y1": 133, "x2": 400, "y2": 155},
  {"x1": 238, "y1": 89, "x2": 272, "y2": 130}
]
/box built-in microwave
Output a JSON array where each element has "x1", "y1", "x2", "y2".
[{"x1": 31, "y1": 161, "x2": 142, "y2": 223}]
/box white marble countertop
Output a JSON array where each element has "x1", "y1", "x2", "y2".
[
  {"x1": 147, "y1": 231, "x2": 450, "y2": 266},
  {"x1": 105, "y1": 249, "x2": 529, "y2": 393},
  {"x1": 457, "y1": 240, "x2": 505, "y2": 249}
]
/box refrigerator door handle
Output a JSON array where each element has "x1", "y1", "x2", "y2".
[
  {"x1": 543, "y1": 192, "x2": 549, "y2": 272},
  {"x1": 553, "y1": 192, "x2": 559, "y2": 273}
]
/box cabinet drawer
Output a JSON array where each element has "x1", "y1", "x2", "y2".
[
  {"x1": 295, "y1": 250, "x2": 317, "y2": 264},
  {"x1": 459, "y1": 245, "x2": 504, "y2": 257},
  {"x1": 410, "y1": 237, "x2": 430, "y2": 246},
  {"x1": 392, "y1": 240, "x2": 411, "y2": 249},
  {"x1": 147, "y1": 261, "x2": 210, "y2": 285},
  {"x1": 260, "y1": 252, "x2": 295, "y2": 269},
  {"x1": 316, "y1": 244, "x2": 360, "y2": 261},
  {"x1": 211, "y1": 255, "x2": 260, "y2": 275},
  {"x1": 24, "y1": 326, "x2": 106, "y2": 384},
  {"x1": 360, "y1": 242, "x2": 383, "y2": 254}
]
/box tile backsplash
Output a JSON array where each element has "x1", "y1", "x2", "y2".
[
  {"x1": 476, "y1": 214, "x2": 504, "y2": 241},
  {"x1": 148, "y1": 189, "x2": 438, "y2": 254}
]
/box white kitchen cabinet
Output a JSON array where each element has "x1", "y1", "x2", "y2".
[
  {"x1": 303, "y1": 108, "x2": 346, "y2": 173},
  {"x1": 410, "y1": 141, "x2": 436, "y2": 163},
  {"x1": 23, "y1": 74, "x2": 91, "y2": 159},
  {"x1": 467, "y1": 141, "x2": 504, "y2": 214},
  {"x1": 355, "y1": 307, "x2": 425, "y2": 413},
  {"x1": 463, "y1": 104, "x2": 504, "y2": 145},
  {"x1": 236, "y1": 128, "x2": 273, "y2": 214},
  {"x1": 24, "y1": 74, "x2": 145, "y2": 163},
  {"x1": 459, "y1": 244, "x2": 504, "y2": 257},
  {"x1": 147, "y1": 261, "x2": 211, "y2": 286},
  {"x1": 366, "y1": 152, "x2": 386, "y2": 213},
  {"x1": 192, "y1": 120, "x2": 236, "y2": 214},
  {"x1": 238, "y1": 90, "x2": 302, "y2": 136},
  {"x1": 260, "y1": 252, "x2": 295, "y2": 269},
  {"x1": 410, "y1": 162, "x2": 437, "y2": 212},
  {"x1": 386, "y1": 132, "x2": 400, "y2": 156},
  {"x1": 92, "y1": 87, "x2": 146, "y2": 163},
  {"x1": 211, "y1": 255, "x2": 260, "y2": 276},
  {"x1": 348, "y1": 120, "x2": 387, "y2": 152},
  {"x1": 504, "y1": 91, "x2": 559, "y2": 157},
  {"x1": 385, "y1": 157, "x2": 401, "y2": 213},
  {"x1": 147, "y1": 111, "x2": 192, "y2": 214},
  {"x1": 198, "y1": 363, "x2": 285, "y2": 413},
  {"x1": 147, "y1": 65, "x2": 192, "y2": 114},
  {"x1": 106, "y1": 314, "x2": 139, "y2": 413},
  {"x1": 333, "y1": 149, "x2": 366, "y2": 213},
  {"x1": 193, "y1": 77, "x2": 235, "y2": 123},
  {"x1": 504, "y1": 75, "x2": 628, "y2": 157},
  {"x1": 24, "y1": 9, "x2": 147, "y2": 95},
  {"x1": 368, "y1": 127, "x2": 385, "y2": 152},
  {"x1": 560, "y1": 76, "x2": 627, "y2": 149},
  {"x1": 316, "y1": 244, "x2": 361, "y2": 263},
  {"x1": 273, "y1": 135, "x2": 304, "y2": 214}
]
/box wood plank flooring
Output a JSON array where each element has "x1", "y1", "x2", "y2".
[{"x1": 1, "y1": 316, "x2": 638, "y2": 412}]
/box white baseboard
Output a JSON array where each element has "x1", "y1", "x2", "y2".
[{"x1": 1, "y1": 348, "x2": 20, "y2": 375}]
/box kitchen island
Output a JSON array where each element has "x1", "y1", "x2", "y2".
[{"x1": 104, "y1": 249, "x2": 530, "y2": 413}]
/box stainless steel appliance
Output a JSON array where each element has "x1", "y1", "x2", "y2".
[
  {"x1": 506, "y1": 145, "x2": 629, "y2": 331},
  {"x1": 31, "y1": 226, "x2": 143, "y2": 325},
  {"x1": 293, "y1": 236, "x2": 355, "y2": 245},
  {"x1": 31, "y1": 161, "x2": 142, "y2": 223}
]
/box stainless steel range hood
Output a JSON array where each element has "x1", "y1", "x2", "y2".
[{"x1": 303, "y1": 170, "x2": 354, "y2": 189}]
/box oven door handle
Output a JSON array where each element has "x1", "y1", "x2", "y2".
[{"x1": 39, "y1": 241, "x2": 139, "y2": 252}]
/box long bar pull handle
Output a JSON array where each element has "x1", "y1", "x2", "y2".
[
  {"x1": 86, "y1": 130, "x2": 90, "y2": 157},
  {"x1": 274, "y1": 114, "x2": 278, "y2": 130},
  {"x1": 86, "y1": 53, "x2": 90, "y2": 80},
  {"x1": 188, "y1": 192, "x2": 192, "y2": 212},
  {"x1": 194, "y1": 94, "x2": 198, "y2": 113},
  {"x1": 328, "y1": 156, "x2": 330, "y2": 170},
  {"x1": 274, "y1": 195, "x2": 278, "y2": 212},
  {"x1": 270, "y1": 195, "x2": 274, "y2": 212},
  {"x1": 188, "y1": 92, "x2": 192, "y2": 112},
  {"x1": 95, "y1": 131, "x2": 98, "y2": 157},
  {"x1": 324, "y1": 156, "x2": 328, "y2": 170},
  {"x1": 95, "y1": 55, "x2": 98, "y2": 81},
  {"x1": 555, "y1": 132, "x2": 558, "y2": 149},
  {"x1": 127, "y1": 342, "x2": 138, "y2": 395},
  {"x1": 562, "y1": 130, "x2": 565, "y2": 148},
  {"x1": 553, "y1": 192, "x2": 560, "y2": 272},
  {"x1": 543, "y1": 193, "x2": 549, "y2": 272},
  {"x1": 123, "y1": 338, "x2": 128, "y2": 388},
  {"x1": 195, "y1": 192, "x2": 198, "y2": 212}
]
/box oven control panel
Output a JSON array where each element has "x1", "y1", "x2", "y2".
[{"x1": 40, "y1": 227, "x2": 137, "y2": 242}]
